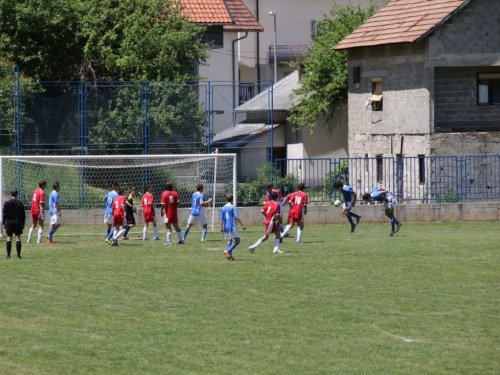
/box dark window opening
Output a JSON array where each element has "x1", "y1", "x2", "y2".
[
  {"x1": 371, "y1": 79, "x2": 383, "y2": 111},
  {"x1": 202, "y1": 26, "x2": 224, "y2": 48},
  {"x1": 376, "y1": 155, "x2": 383, "y2": 183},
  {"x1": 478, "y1": 73, "x2": 500, "y2": 105},
  {"x1": 418, "y1": 155, "x2": 426, "y2": 184},
  {"x1": 353, "y1": 67, "x2": 361, "y2": 84}
]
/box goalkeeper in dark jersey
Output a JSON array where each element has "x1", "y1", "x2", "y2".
[{"x1": 122, "y1": 187, "x2": 137, "y2": 240}]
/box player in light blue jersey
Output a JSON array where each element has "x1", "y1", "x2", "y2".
[
  {"x1": 47, "y1": 182, "x2": 61, "y2": 244},
  {"x1": 333, "y1": 181, "x2": 362, "y2": 233},
  {"x1": 363, "y1": 188, "x2": 402, "y2": 236},
  {"x1": 183, "y1": 184, "x2": 212, "y2": 242},
  {"x1": 219, "y1": 194, "x2": 246, "y2": 261},
  {"x1": 104, "y1": 182, "x2": 119, "y2": 244}
]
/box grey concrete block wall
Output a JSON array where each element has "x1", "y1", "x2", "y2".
[
  {"x1": 52, "y1": 203, "x2": 500, "y2": 228},
  {"x1": 347, "y1": 42, "x2": 432, "y2": 158}
]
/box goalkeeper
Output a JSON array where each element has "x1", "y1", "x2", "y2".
[{"x1": 122, "y1": 187, "x2": 137, "y2": 240}]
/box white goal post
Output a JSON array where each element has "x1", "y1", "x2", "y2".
[{"x1": 0, "y1": 153, "x2": 237, "y2": 237}]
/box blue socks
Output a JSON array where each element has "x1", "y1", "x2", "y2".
[
  {"x1": 48, "y1": 228, "x2": 57, "y2": 241},
  {"x1": 347, "y1": 213, "x2": 355, "y2": 226},
  {"x1": 183, "y1": 227, "x2": 190, "y2": 239},
  {"x1": 202, "y1": 227, "x2": 207, "y2": 240},
  {"x1": 391, "y1": 217, "x2": 399, "y2": 231},
  {"x1": 107, "y1": 228, "x2": 115, "y2": 240},
  {"x1": 227, "y1": 242, "x2": 239, "y2": 257}
]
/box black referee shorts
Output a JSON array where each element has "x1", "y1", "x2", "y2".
[
  {"x1": 125, "y1": 212, "x2": 136, "y2": 225},
  {"x1": 5, "y1": 220, "x2": 23, "y2": 236}
]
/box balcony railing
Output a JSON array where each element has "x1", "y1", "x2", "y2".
[{"x1": 269, "y1": 45, "x2": 309, "y2": 65}]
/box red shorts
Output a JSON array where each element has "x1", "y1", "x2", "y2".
[
  {"x1": 113, "y1": 214, "x2": 125, "y2": 226},
  {"x1": 288, "y1": 212, "x2": 303, "y2": 223},
  {"x1": 265, "y1": 222, "x2": 279, "y2": 235},
  {"x1": 143, "y1": 212, "x2": 156, "y2": 223},
  {"x1": 31, "y1": 213, "x2": 42, "y2": 222},
  {"x1": 164, "y1": 215, "x2": 178, "y2": 224}
]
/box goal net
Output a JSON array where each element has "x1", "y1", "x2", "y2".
[{"x1": 0, "y1": 153, "x2": 236, "y2": 236}]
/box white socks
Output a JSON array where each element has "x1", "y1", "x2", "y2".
[
  {"x1": 273, "y1": 238, "x2": 280, "y2": 252},
  {"x1": 297, "y1": 228, "x2": 303, "y2": 242},
  {"x1": 250, "y1": 239, "x2": 263, "y2": 249},
  {"x1": 143, "y1": 226, "x2": 148, "y2": 240},
  {"x1": 281, "y1": 225, "x2": 291, "y2": 238}
]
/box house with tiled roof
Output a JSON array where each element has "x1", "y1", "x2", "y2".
[{"x1": 334, "y1": 0, "x2": 500, "y2": 159}]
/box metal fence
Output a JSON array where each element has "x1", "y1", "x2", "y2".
[
  {"x1": 0, "y1": 78, "x2": 273, "y2": 156},
  {"x1": 274, "y1": 155, "x2": 500, "y2": 203}
]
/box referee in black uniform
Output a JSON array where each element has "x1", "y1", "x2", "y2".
[{"x1": 2, "y1": 189, "x2": 26, "y2": 259}]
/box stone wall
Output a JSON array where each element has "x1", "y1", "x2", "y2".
[{"x1": 347, "y1": 42, "x2": 432, "y2": 157}]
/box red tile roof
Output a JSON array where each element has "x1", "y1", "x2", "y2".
[
  {"x1": 333, "y1": 0, "x2": 471, "y2": 50},
  {"x1": 224, "y1": 0, "x2": 263, "y2": 31},
  {"x1": 180, "y1": 0, "x2": 233, "y2": 24}
]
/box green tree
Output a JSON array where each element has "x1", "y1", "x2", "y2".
[
  {"x1": 288, "y1": 2, "x2": 377, "y2": 134},
  {"x1": 0, "y1": 0, "x2": 209, "y2": 82}
]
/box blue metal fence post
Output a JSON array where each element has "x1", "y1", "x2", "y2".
[
  {"x1": 458, "y1": 156, "x2": 464, "y2": 202},
  {"x1": 207, "y1": 82, "x2": 211, "y2": 154},
  {"x1": 14, "y1": 66, "x2": 21, "y2": 156}
]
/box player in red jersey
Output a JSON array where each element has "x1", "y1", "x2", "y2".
[
  {"x1": 141, "y1": 185, "x2": 159, "y2": 241},
  {"x1": 110, "y1": 188, "x2": 128, "y2": 246},
  {"x1": 248, "y1": 191, "x2": 284, "y2": 254},
  {"x1": 280, "y1": 183, "x2": 308, "y2": 244},
  {"x1": 27, "y1": 179, "x2": 47, "y2": 243},
  {"x1": 160, "y1": 182, "x2": 184, "y2": 245},
  {"x1": 265, "y1": 182, "x2": 285, "y2": 235}
]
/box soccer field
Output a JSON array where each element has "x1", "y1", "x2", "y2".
[{"x1": 1, "y1": 222, "x2": 499, "y2": 374}]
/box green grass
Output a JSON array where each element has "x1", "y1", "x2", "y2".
[{"x1": 1, "y1": 222, "x2": 499, "y2": 374}]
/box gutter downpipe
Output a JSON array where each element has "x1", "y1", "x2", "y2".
[{"x1": 232, "y1": 32, "x2": 249, "y2": 110}]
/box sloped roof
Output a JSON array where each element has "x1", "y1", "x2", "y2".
[
  {"x1": 334, "y1": 0, "x2": 471, "y2": 50},
  {"x1": 235, "y1": 70, "x2": 303, "y2": 113},
  {"x1": 213, "y1": 122, "x2": 279, "y2": 147},
  {"x1": 224, "y1": 0, "x2": 263, "y2": 31},
  {"x1": 180, "y1": 0, "x2": 233, "y2": 24}
]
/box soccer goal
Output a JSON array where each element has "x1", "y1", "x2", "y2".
[{"x1": 0, "y1": 153, "x2": 237, "y2": 236}]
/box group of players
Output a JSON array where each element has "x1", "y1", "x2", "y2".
[{"x1": 3, "y1": 177, "x2": 402, "y2": 260}]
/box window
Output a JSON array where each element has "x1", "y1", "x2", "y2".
[
  {"x1": 418, "y1": 155, "x2": 426, "y2": 184},
  {"x1": 311, "y1": 20, "x2": 318, "y2": 39},
  {"x1": 370, "y1": 77, "x2": 383, "y2": 111},
  {"x1": 376, "y1": 155, "x2": 383, "y2": 183},
  {"x1": 477, "y1": 73, "x2": 500, "y2": 105},
  {"x1": 353, "y1": 67, "x2": 360, "y2": 88},
  {"x1": 202, "y1": 26, "x2": 224, "y2": 48},
  {"x1": 239, "y1": 84, "x2": 254, "y2": 105}
]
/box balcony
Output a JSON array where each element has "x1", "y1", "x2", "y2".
[{"x1": 268, "y1": 45, "x2": 309, "y2": 65}]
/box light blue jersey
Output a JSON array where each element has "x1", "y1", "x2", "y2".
[
  {"x1": 340, "y1": 185, "x2": 356, "y2": 202},
  {"x1": 371, "y1": 189, "x2": 393, "y2": 202},
  {"x1": 190, "y1": 192, "x2": 204, "y2": 216},
  {"x1": 220, "y1": 203, "x2": 239, "y2": 233},
  {"x1": 49, "y1": 190, "x2": 59, "y2": 215},
  {"x1": 104, "y1": 191, "x2": 119, "y2": 215}
]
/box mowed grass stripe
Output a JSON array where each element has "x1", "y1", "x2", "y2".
[{"x1": 1, "y1": 222, "x2": 499, "y2": 374}]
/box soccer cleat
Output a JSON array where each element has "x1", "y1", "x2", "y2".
[
  {"x1": 273, "y1": 249, "x2": 284, "y2": 254},
  {"x1": 296, "y1": 241, "x2": 302, "y2": 244},
  {"x1": 351, "y1": 225, "x2": 356, "y2": 233},
  {"x1": 201, "y1": 238, "x2": 206, "y2": 242},
  {"x1": 17, "y1": 255, "x2": 21, "y2": 259},
  {"x1": 105, "y1": 238, "x2": 111, "y2": 245},
  {"x1": 47, "y1": 240, "x2": 54, "y2": 244},
  {"x1": 111, "y1": 240, "x2": 118, "y2": 246},
  {"x1": 390, "y1": 231, "x2": 395, "y2": 237},
  {"x1": 225, "y1": 250, "x2": 231, "y2": 260},
  {"x1": 230, "y1": 258, "x2": 236, "y2": 261},
  {"x1": 178, "y1": 240, "x2": 185, "y2": 245},
  {"x1": 153, "y1": 237, "x2": 160, "y2": 241},
  {"x1": 37, "y1": 240, "x2": 42, "y2": 244},
  {"x1": 122, "y1": 237, "x2": 130, "y2": 240},
  {"x1": 279, "y1": 238, "x2": 283, "y2": 244},
  {"x1": 164, "y1": 242, "x2": 172, "y2": 246},
  {"x1": 6, "y1": 255, "x2": 10, "y2": 259},
  {"x1": 356, "y1": 216, "x2": 362, "y2": 224},
  {"x1": 143, "y1": 238, "x2": 148, "y2": 241},
  {"x1": 27, "y1": 239, "x2": 31, "y2": 244},
  {"x1": 248, "y1": 246, "x2": 255, "y2": 253},
  {"x1": 284, "y1": 233, "x2": 290, "y2": 238},
  {"x1": 395, "y1": 223, "x2": 402, "y2": 233}
]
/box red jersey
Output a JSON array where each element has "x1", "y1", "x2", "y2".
[
  {"x1": 261, "y1": 200, "x2": 281, "y2": 225},
  {"x1": 112, "y1": 195, "x2": 127, "y2": 216},
  {"x1": 265, "y1": 189, "x2": 284, "y2": 204},
  {"x1": 141, "y1": 192, "x2": 154, "y2": 216},
  {"x1": 287, "y1": 191, "x2": 308, "y2": 216},
  {"x1": 161, "y1": 190, "x2": 180, "y2": 218},
  {"x1": 31, "y1": 188, "x2": 45, "y2": 214}
]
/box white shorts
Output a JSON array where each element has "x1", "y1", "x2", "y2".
[
  {"x1": 187, "y1": 211, "x2": 207, "y2": 226},
  {"x1": 224, "y1": 229, "x2": 240, "y2": 240},
  {"x1": 50, "y1": 213, "x2": 61, "y2": 226},
  {"x1": 342, "y1": 201, "x2": 353, "y2": 210},
  {"x1": 384, "y1": 197, "x2": 395, "y2": 210},
  {"x1": 104, "y1": 214, "x2": 113, "y2": 225}
]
